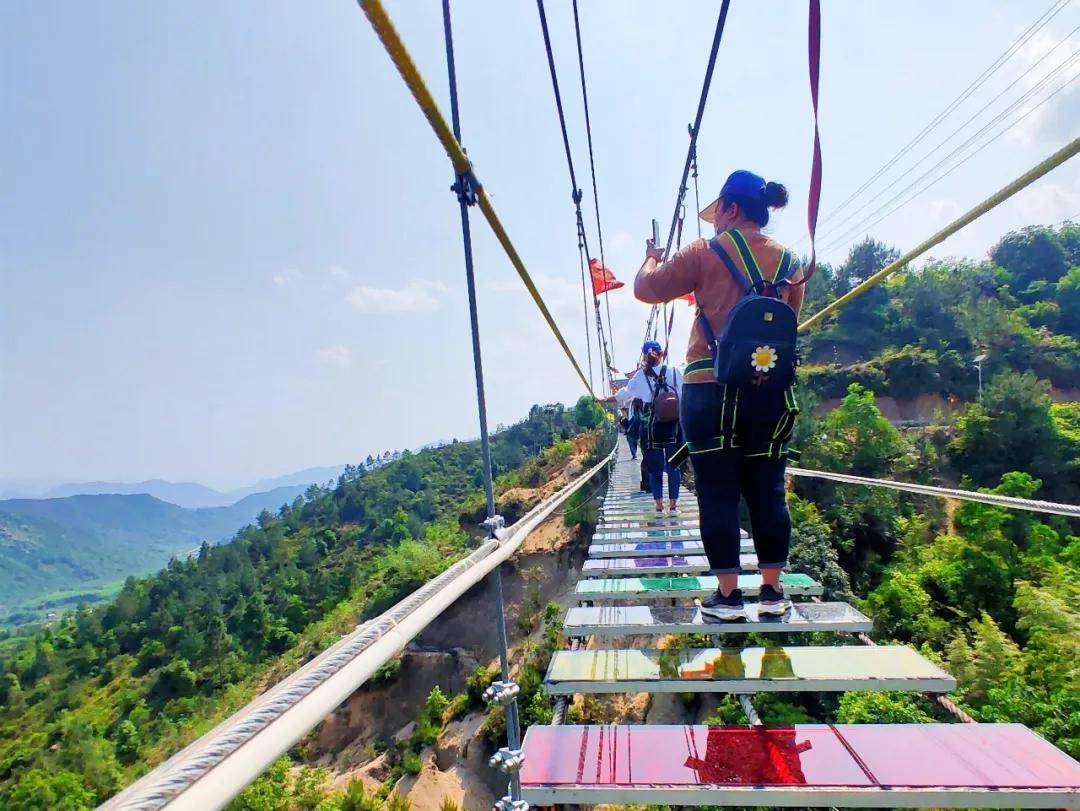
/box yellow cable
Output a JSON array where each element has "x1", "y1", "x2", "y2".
[
  {"x1": 799, "y1": 135, "x2": 1080, "y2": 332},
  {"x1": 358, "y1": 0, "x2": 596, "y2": 397}
]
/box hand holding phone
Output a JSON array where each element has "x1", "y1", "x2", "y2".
[{"x1": 646, "y1": 218, "x2": 664, "y2": 262}]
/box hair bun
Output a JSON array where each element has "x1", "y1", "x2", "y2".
[{"x1": 764, "y1": 182, "x2": 789, "y2": 209}]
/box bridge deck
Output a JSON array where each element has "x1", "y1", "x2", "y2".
[{"x1": 520, "y1": 724, "x2": 1080, "y2": 808}]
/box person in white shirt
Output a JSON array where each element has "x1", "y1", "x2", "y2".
[{"x1": 615, "y1": 340, "x2": 684, "y2": 514}]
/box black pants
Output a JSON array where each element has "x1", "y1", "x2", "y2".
[{"x1": 681, "y1": 382, "x2": 791, "y2": 574}]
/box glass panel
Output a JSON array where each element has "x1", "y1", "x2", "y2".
[
  {"x1": 841, "y1": 723, "x2": 1080, "y2": 788},
  {"x1": 582, "y1": 556, "x2": 708, "y2": 572},
  {"x1": 564, "y1": 603, "x2": 872, "y2": 632},
  {"x1": 576, "y1": 573, "x2": 817, "y2": 597},
  {"x1": 593, "y1": 530, "x2": 700, "y2": 539},
  {"x1": 521, "y1": 725, "x2": 874, "y2": 786},
  {"x1": 547, "y1": 646, "x2": 947, "y2": 684}
]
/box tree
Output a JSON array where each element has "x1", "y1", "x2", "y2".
[
  {"x1": 572, "y1": 395, "x2": 604, "y2": 430},
  {"x1": 948, "y1": 372, "x2": 1077, "y2": 501},
  {"x1": 991, "y1": 225, "x2": 1069, "y2": 296},
  {"x1": 114, "y1": 719, "x2": 141, "y2": 764},
  {"x1": 7, "y1": 768, "x2": 96, "y2": 811},
  {"x1": 1057, "y1": 265, "x2": 1080, "y2": 335}
]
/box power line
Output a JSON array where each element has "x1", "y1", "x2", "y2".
[
  {"x1": 819, "y1": 57, "x2": 1080, "y2": 254},
  {"x1": 817, "y1": 25, "x2": 1080, "y2": 246},
  {"x1": 819, "y1": 69, "x2": 1080, "y2": 256},
  {"x1": 803, "y1": 0, "x2": 1073, "y2": 243}
]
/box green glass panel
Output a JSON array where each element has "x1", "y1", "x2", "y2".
[{"x1": 547, "y1": 646, "x2": 949, "y2": 684}]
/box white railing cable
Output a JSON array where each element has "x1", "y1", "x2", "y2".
[
  {"x1": 788, "y1": 467, "x2": 1080, "y2": 518},
  {"x1": 100, "y1": 444, "x2": 615, "y2": 811}
]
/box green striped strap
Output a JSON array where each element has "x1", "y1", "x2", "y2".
[
  {"x1": 685, "y1": 358, "x2": 713, "y2": 376},
  {"x1": 724, "y1": 228, "x2": 765, "y2": 289}
]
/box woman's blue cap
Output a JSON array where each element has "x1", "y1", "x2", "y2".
[
  {"x1": 642, "y1": 340, "x2": 662, "y2": 354},
  {"x1": 721, "y1": 170, "x2": 767, "y2": 201}
]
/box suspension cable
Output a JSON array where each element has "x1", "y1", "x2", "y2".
[
  {"x1": 798, "y1": 134, "x2": 1080, "y2": 332},
  {"x1": 690, "y1": 124, "x2": 703, "y2": 240},
  {"x1": 572, "y1": 0, "x2": 616, "y2": 367},
  {"x1": 643, "y1": 0, "x2": 733, "y2": 347},
  {"x1": 357, "y1": 0, "x2": 594, "y2": 396},
  {"x1": 439, "y1": 5, "x2": 525, "y2": 808},
  {"x1": 577, "y1": 220, "x2": 596, "y2": 391},
  {"x1": 535, "y1": 0, "x2": 613, "y2": 389}
]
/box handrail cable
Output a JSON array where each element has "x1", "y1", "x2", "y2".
[
  {"x1": 817, "y1": 46, "x2": 1080, "y2": 254},
  {"x1": 100, "y1": 446, "x2": 616, "y2": 810},
  {"x1": 803, "y1": 0, "x2": 1071, "y2": 239},
  {"x1": 817, "y1": 64, "x2": 1080, "y2": 256},
  {"x1": 790, "y1": 467, "x2": 1080, "y2": 518},
  {"x1": 357, "y1": 0, "x2": 595, "y2": 396},
  {"x1": 572, "y1": 0, "x2": 617, "y2": 368},
  {"x1": 535, "y1": 0, "x2": 614, "y2": 390},
  {"x1": 440, "y1": 3, "x2": 525, "y2": 808},
  {"x1": 798, "y1": 135, "x2": 1080, "y2": 332},
  {"x1": 643, "y1": 0, "x2": 733, "y2": 349}
]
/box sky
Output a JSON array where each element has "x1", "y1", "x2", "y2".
[{"x1": 1, "y1": 1, "x2": 1078, "y2": 489}]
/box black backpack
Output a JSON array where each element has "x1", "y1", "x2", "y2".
[{"x1": 698, "y1": 229, "x2": 801, "y2": 457}]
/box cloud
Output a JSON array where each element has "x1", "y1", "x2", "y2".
[
  {"x1": 348, "y1": 280, "x2": 447, "y2": 313},
  {"x1": 315, "y1": 345, "x2": 353, "y2": 367},
  {"x1": 272, "y1": 268, "x2": 302, "y2": 286},
  {"x1": 328, "y1": 265, "x2": 350, "y2": 281}
]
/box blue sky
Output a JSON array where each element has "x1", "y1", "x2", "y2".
[{"x1": 2, "y1": 1, "x2": 1078, "y2": 488}]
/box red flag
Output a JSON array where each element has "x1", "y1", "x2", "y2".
[
  {"x1": 589, "y1": 258, "x2": 624, "y2": 295},
  {"x1": 678, "y1": 291, "x2": 696, "y2": 306}
]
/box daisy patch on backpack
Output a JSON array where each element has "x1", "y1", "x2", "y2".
[{"x1": 751, "y1": 346, "x2": 778, "y2": 373}]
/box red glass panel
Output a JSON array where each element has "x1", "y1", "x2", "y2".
[
  {"x1": 840, "y1": 723, "x2": 1080, "y2": 788},
  {"x1": 521, "y1": 724, "x2": 1080, "y2": 790},
  {"x1": 521, "y1": 725, "x2": 872, "y2": 787}
]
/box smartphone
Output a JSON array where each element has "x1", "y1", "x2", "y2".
[{"x1": 651, "y1": 219, "x2": 660, "y2": 245}]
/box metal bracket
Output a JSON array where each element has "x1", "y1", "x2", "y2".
[
  {"x1": 483, "y1": 514, "x2": 507, "y2": 540},
  {"x1": 483, "y1": 679, "x2": 520, "y2": 706},
  {"x1": 493, "y1": 797, "x2": 529, "y2": 811},
  {"x1": 451, "y1": 167, "x2": 479, "y2": 206},
  {"x1": 488, "y1": 746, "x2": 525, "y2": 773}
]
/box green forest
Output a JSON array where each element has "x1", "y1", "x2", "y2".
[
  {"x1": 0, "y1": 402, "x2": 607, "y2": 808},
  {"x1": 1, "y1": 223, "x2": 1078, "y2": 810}
]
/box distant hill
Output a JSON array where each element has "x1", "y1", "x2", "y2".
[
  {"x1": 0, "y1": 484, "x2": 307, "y2": 621},
  {"x1": 228, "y1": 465, "x2": 346, "y2": 501},
  {"x1": 36, "y1": 464, "x2": 346, "y2": 508},
  {"x1": 43, "y1": 479, "x2": 228, "y2": 508}
]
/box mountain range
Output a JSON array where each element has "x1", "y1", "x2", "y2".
[
  {"x1": 0, "y1": 465, "x2": 346, "y2": 507},
  {"x1": 0, "y1": 465, "x2": 346, "y2": 624}
]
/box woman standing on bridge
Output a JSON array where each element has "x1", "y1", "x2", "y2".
[{"x1": 634, "y1": 170, "x2": 805, "y2": 621}]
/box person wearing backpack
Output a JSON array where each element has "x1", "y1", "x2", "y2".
[
  {"x1": 634, "y1": 170, "x2": 805, "y2": 620},
  {"x1": 616, "y1": 341, "x2": 684, "y2": 514}
]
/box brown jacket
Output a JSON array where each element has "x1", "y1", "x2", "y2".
[{"x1": 635, "y1": 227, "x2": 805, "y2": 384}]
